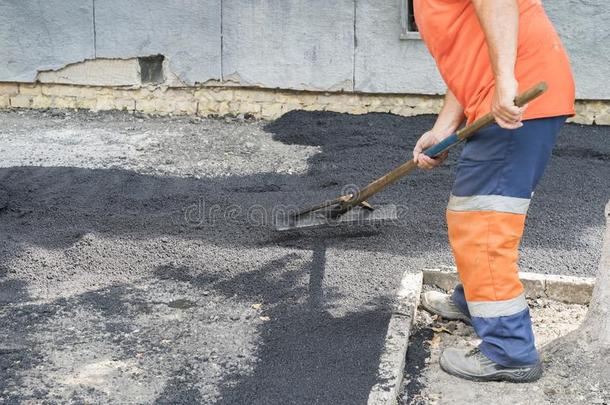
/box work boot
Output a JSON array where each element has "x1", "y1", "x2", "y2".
[
  {"x1": 420, "y1": 291, "x2": 471, "y2": 324},
  {"x1": 440, "y1": 347, "x2": 543, "y2": 383}
]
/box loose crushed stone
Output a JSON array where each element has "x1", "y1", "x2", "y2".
[{"x1": 0, "y1": 108, "x2": 608, "y2": 404}]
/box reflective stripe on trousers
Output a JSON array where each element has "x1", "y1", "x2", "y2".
[{"x1": 447, "y1": 116, "x2": 566, "y2": 367}]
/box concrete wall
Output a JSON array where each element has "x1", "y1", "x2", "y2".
[
  {"x1": 544, "y1": 0, "x2": 610, "y2": 100},
  {"x1": 95, "y1": 0, "x2": 222, "y2": 84},
  {"x1": 222, "y1": 0, "x2": 355, "y2": 91},
  {"x1": 0, "y1": 0, "x2": 608, "y2": 99},
  {"x1": 0, "y1": 1, "x2": 95, "y2": 82},
  {"x1": 354, "y1": 0, "x2": 444, "y2": 94}
]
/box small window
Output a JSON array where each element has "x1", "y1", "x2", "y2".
[{"x1": 400, "y1": 0, "x2": 420, "y2": 40}]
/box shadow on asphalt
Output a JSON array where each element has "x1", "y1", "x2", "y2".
[
  {"x1": 0, "y1": 111, "x2": 608, "y2": 403},
  {"x1": 152, "y1": 240, "x2": 392, "y2": 404},
  {"x1": 399, "y1": 326, "x2": 434, "y2": 404},
  {"x1": 0, "y1": 271, "x2": 42, "y2": 401}
]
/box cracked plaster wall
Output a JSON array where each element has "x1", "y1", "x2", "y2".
[{"x1": 0, "y1": 0, "x2": 608, "y2": 99}]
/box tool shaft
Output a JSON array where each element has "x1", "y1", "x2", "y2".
[
  {"x1": 455, "y1": 82, "x2": 547, "y2": 141},
  {"x1": 293, "y1": 195, "x2": 346, "y2": 217},
  {"x1": 336, "y1": 82, "x2": 548, "y2": 213}
]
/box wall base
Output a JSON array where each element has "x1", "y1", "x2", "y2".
[{"x1": 1, "y1": 82, "x2": 608, "y2": 125}]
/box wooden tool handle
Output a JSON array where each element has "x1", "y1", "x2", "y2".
[
  {"x1": 293, "y1": 195, "x2": 350, "y2": 217},
  {"x1": 455, "y1": 81, "x2": 548, "y2": 141},
  {"x1": 422, "y1": 82, "x2": 548, "y2": 158},
  {"x1": 336, "y1": 81, "x2": 548, "y2": 213}
]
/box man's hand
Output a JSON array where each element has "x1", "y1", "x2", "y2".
[
  {"x1": 492, "y1": 76, "x2": 525, "y2": 129},
  {"x1": 414, "y1": 90, "x2": 464, "y2": 170},
  {"x1": 413, "y1": 130, "x2": 451, "y2": 170}
]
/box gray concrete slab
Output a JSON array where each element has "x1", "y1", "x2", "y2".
[
  {"x1": 354, "y1": 0, "x2": 445, "y2": 94},
  {"x1": 221, "y1": 0, "x2": 355, "y2": 91},
  {"x1": 0, "y1": 1, "x2": 95, "y2": 82},
  {"x1": 94, "y1": 0, "x2": 221, "y2": 84},
  {"x1": 545, "y1": 0, "x2": 610, "y2": 100}
]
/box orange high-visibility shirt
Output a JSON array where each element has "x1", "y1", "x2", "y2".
[{"x1": 414, "y1": 0, "x2": 575, "y2": 123}]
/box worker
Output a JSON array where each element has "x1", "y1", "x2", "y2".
[{"x1": 412, "y1": 0, "x2": 575, "y2": 382}]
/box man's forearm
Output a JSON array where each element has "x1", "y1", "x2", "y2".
[
  {"x1": 472, "y1": 0, "x2": 524, "y2": 128},
  {"x1": 433, "y1": 90, "x2": 465, "y2": 135},
  {"x1": 471, "y1": 0, "x2": 519, "y2": 81}
]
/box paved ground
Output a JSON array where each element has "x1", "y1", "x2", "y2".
[{"x1": 0, "y1": 109, "x2": 608, "y2": 404}]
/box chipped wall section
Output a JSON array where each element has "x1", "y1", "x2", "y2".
[
  {"x1": 37, "y1": 59, "x2": 141, "y2": 87},
  {"x1": 0, "y1": 0, "x2": 220, "y2": 85},
  {"x1": 94, "y1": 0, "x2": 221, "y2": 85},
  {"x1": 36, "y1": 56, "x2": 186, "y2": 87}
]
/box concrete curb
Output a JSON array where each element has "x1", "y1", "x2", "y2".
[
  {"x1": 422, "y1": 268, "x2": 595, "y2": 305},
  {"x1": 367, "y1": 271, "x2": 422, "y2": 405},
  {"x1": 367, "y1": 268, "x2": 596, "y2": 405}
]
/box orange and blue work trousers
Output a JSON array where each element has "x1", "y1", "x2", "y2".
[{"x1": 447, "y1": 116, "x2": 566, "y2": 367}]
